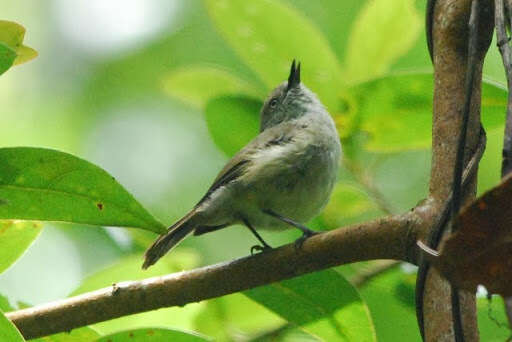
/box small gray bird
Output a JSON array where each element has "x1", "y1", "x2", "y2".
[{"x1": 143, "y1": 60, "x2": 341, "y2": 269}]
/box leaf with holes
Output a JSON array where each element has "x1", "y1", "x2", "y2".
[
  {"x1": 0, "y1": 147, "x2": 165, "y2": 233},
  {"x1": 420, "y1": 173, "x2": 512, "y2": 296},
  {"x1": 0, "y1": 220, "x2": 42, "y2": 274},
  {"x1": 162, "y1": 66, "x2": 262, "y2": 108},
  {"x1": 245, "y1": 269, "x2": 376, "y2": 341},
  {"x1": 204, "y1": 0, "x2": 343, "y2": 111}
]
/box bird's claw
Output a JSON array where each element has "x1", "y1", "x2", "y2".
[
  {"x1": 250, "y1": 244, "x2": 272, "y2": 255},
  {"x1": 294, "y1": 230, "x2": 319, "y2": 250}
]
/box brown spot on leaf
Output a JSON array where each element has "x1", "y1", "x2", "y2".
[
  {"x1": 129, "y1": 332, "x2": 134, "y2": 338},
  {"x1": 97, "y1": 203, "x2": 103, "y2": 210},
  {"x1": 147, "y1": 330, "x2": 154, "y2": 336}
]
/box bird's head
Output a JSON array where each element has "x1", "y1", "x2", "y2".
[{"x1": 260, "y1": 60, "x2": 322, "y2": 131}]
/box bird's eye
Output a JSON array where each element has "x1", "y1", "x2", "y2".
[{"x1": 269, "y1": 98, "x2": 279, "y2": 108}]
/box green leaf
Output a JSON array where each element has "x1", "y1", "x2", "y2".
[
  {"x1": 32, "y1": 327, "x2": 101, "y2": 342},
  {"x1": 162, "y1": 66, "x2": 262, "y2": 108},
  {"x1": 194, "y1": 294, "x2": 286, "y2": 341},
  {"x1": 204, "y1": 0, "x2": 343, "y2": 110},
  {"x1": 245, "y1": 269, "x2": 376, "y2": 341},
  {"x1": 358, "y1": 268, "x2": 420, "y2": 341},
  {"x1": 344, "y1": 0, "x2": 421, "y2": 83},
  {"x1": 321, "y1": 182, "x2": 382, "y2": 228},
  {"x1": 0, "y1": 42, "x2": 16, "y2": 75},
  {"x1": 347, "y1": 73, "x2": 506, "y2": 151},
  {"x1": 0, "y1": 293, "x2": 13, "y2": 312},
  {"x1": 0, "y1": 20, "x2": 37, "y2": 67},
  {"x1": 205, "y1": 96, "x2": 261, "y2": 157},
  {"x1": 96, "y1": 328, "x2": 210, "y2": 342},
  {"x1": 0, "y1": 310, "x2": 25, "y2": 342},
  {"x1": 0, "y1": 147, "x2": 166, "y2": 233},
  {"x1": 477, "y1": 296, "x2": 511, "y2": 341},
  {"x1": 0, "y1": 220, "x2": 42, "y2": 274}
]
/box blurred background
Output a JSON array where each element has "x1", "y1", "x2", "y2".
[{"x1": 0, "y1": 0, "x2": 510, "y2": 340}]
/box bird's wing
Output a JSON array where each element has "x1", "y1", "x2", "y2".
[{"x1": 196, "y1": 121, "x2": 298, "y2": 205}]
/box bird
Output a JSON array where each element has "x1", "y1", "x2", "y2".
[{"x1": 142, "y1": 60, "x2": 341, "y2": 269}]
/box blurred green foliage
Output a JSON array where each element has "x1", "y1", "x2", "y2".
[{"x1": 0, "y1": 0, "x2": 510, "y2": 341}]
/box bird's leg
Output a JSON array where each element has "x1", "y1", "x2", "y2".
[
  {"x1": 262, "y1": 209, "x2": 318, "y2": 249},
  {"x1": 242, "y1": 218, "x2": 272, "y2": 255}
]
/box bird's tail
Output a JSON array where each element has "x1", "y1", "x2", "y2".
[{"x1": 142, "y1": 210, "x2": 198, "y2": 269}]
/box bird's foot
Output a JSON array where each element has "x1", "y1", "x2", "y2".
[
  {"x1": 294, "y1": 229, "x2": 319, "y2": 250},
  {"x1": 250, "y1": 243, "x2": 272, "y2": 255}
]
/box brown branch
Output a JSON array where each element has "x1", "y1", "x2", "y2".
[
  {"x1": 420, "y1": 0, "x2": 494, "y2": 341},
  {"x1": 6, "y1": 211, "x2": 427, "y2": 340}
]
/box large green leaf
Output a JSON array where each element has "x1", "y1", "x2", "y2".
[
  {"x1": 0, "y1": 310, "x2": 24, "y2": 342},
  {"x1": 245, "y1": 269, "x2": 376, "y2": 341},
  {"x1": 204, "y1": 0, "x2": 343, "y2": 111},
  {"x1": 162, "y1": 66, "x2": 263, "y2": 108},
  {"x1": 0, "y1": 147, "x2": 165, "y2": 233},
  {"x1": 96, "y1": 328, "x2": 209, "y2": 342},
  {"x1": 205, "y1": 96, "x2": 261, "y2": 157},
  {"x1": 344, "y1": 0, "x2": 421, "y2": 84},
  {"x1": 32, "y1": 327, "x2": 101, "y2": 342},
  {"x1": 345, "y1": 73, "x2": 506, "y2": 152},
  {"x1": 0, "y1": 220, "x2": 42, "y2": 274}
]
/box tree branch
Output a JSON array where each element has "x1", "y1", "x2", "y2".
[
  {"x1": 6, "y1": 210, "x2": 426, "y2": 340},
  {"x1": 420, "y1": 0, "x2": 494, "y2": 341}
]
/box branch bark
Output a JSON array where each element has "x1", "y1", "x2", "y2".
[
  {"x1": 421, "y1": 0, "x2": 494, "y2": 341},
  {"x1": 7, "y1": 211, "x2": 426, "y2": 340}
]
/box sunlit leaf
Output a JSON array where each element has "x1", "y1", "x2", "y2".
[
  {"x1": 0, "y1": 147, "x2": 166, "y2": 233},
  {"x1": 205, "y1": 96, "x2": 260, "y2": 157},
  {"x1": 0, "y1": 310, "x2": 24, "y2": 342},
  {"x1": 13, "y1": 45, "x2": 38, "y2": 66},
  {"x1": 162, "y1": 66, "x2": 262, "y2": 108},
  {"x1": 0, "y1": 20, "x2": 37, "y2": 67},
  {"x1": 204, "y1": 0, "x2": 343, "y2": 110},
  {"x1": 344, "y1": 0, "x2": 421, "y2": 83},
  {"x1": 245, "y1": 269, "x2": 376, "y2": 341},
  {"x1": 0, "y1": 220, "x2": 42, "y2": 274},
  {"x1": 96, "y1": 328, "x2": 210, "y2": 342},
  {"x1": 32, "y1": 327, "x2": 100, "y2": 342},
  {"x1": 346, "y1": 73, "x2": 506, "y2": 151},
  {"x1": 0, "y1": 42, "x2": 16, "y2": 75}
]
